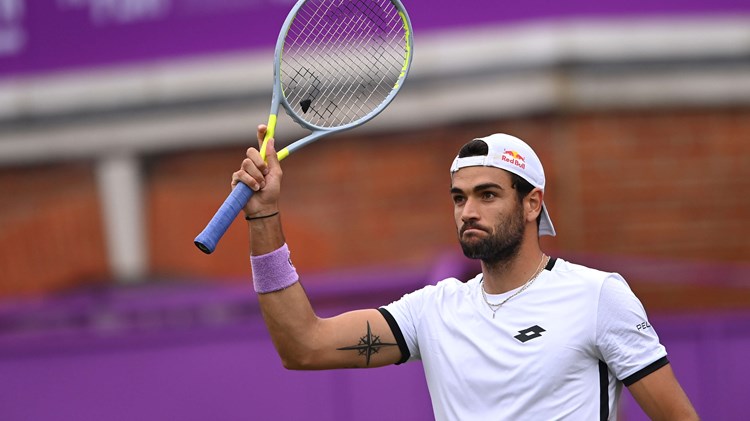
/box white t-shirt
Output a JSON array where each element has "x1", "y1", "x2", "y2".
[{"x1": 380, "y1": 257, "x2": 667, "y2": 421}]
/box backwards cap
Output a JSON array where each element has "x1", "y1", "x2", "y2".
[{"x1": 450, "y1": 133, "x2": 556, "y2": 237}]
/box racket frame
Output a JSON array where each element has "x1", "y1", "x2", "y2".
[
  {"x1": 195, "y1": 0, "x2": 413, "y2": 254},
  {"x1": 263, "y1": 0, "x2": 413, "y2": 160}
]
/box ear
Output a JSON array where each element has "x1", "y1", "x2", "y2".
[{"x1": 525, "y1": 188, "x2": 543, "y2": 223}]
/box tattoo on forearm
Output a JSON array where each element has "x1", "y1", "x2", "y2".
[{"x1": 336, "y1": 321, "x2": 398, "y2": 366}]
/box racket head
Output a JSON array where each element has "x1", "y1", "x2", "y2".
[
  {"x1": 195, "y1": 0, "x2": 413, "y2": 254},
  {"x1": 273, "y1": 0, "x2": 413, "y2": 136}
]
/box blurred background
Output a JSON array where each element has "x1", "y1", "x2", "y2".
[{"x1": 1, "y1": 0, "x2": 749, "y2": 419}]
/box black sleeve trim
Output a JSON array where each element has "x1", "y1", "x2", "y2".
[
  {"x1": 623, "y1": 356, "x2": 670, "y2": 386},
  {"x1": 377, "y1": 307, "x2": 410, "y2": 365}
]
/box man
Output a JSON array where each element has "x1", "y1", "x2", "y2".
[{"x1": 233, "y1": 126, "x2": 699, "y2": 420}]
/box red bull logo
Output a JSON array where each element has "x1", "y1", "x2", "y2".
[{"x1": 501, "y1": 150, "x2": 526, "y2": 169}]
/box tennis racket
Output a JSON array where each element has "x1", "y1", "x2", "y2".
[{"x1": 194, "y1": 0, "x2": 414, "y2": 254}]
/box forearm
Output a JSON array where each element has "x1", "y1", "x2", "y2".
[
  {"x1": 249, "y1": 210, "x2": 284, "y2": 256},
  {"x1": 239, "y1": 136, "x2": 399, "y2": 370},
  {"x1": 249, "y1": 216, "x2": 321, "y2": 368}
]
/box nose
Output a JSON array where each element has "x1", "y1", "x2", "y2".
[{"x1": 460, "y1": 197, "x2": 480, "y2": 223}]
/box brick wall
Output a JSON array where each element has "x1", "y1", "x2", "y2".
[
  {"x1": 0, "y1": 163, "x2": 109, "y2": 296},
  {"x1": 2, "y1": 107, "x2": 748, "y2": 302},
  {"x1": 147, "y1": 128, "x2": 461, "y2": 279},
  {"x1": 566, "y1": 110, "x2": 749, "y2": 261}
]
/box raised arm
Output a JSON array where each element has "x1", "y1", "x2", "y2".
[
  {"x1": 628, "y1": 363, "x2": 699, "y2": 420},
  {"x1": 234, "y1": 126, "x2": 403, "y2": 370}
]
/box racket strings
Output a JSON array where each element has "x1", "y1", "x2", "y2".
[
  {"x1": 288, "y1": 2, "x2": 398, "y2": 91},
  {"x1": 281, "y1": 0, "x2": 408, "y2": 128}
]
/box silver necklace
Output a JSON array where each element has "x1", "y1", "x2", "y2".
[{"x1": 480, "y1": 254, "x2": 549, "y2": 319}]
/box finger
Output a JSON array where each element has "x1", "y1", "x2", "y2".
[
  {"x1": 230, "y1": 171, "x2": 242, "y2": 188},
  {"x1": 240, "y1": 158, "x2": 267, "y2": 191},
  {"x1": 246, "y1": 147, "x2": 269, "y2": 175},
  {"x1": 257, "y1": 125, "x2": 267, "y2": 148}
]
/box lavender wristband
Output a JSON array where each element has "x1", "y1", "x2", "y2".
[{"x1": 250, "y1": 243, "x2": 299, "y2": 293}]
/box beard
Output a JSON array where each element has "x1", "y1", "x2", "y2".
[{"x1": 459, "y1": 203, "x2": 526, "y2": 265}]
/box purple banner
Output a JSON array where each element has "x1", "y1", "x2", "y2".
[
  {"x1": 1, "y1": 0, "x2": 749, "y2": 79},
  {"x1": 1, "y1": 262, "x2": 749, "y2": 420},
  {"x1": 0, "y1": 0, "x2": 295, "y2": 78}
]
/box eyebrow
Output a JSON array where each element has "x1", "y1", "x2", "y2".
[{"x1": 450, "y1": 182, "x2": 505, "y2": 195}]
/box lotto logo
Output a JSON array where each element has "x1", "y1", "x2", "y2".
[{"x1": 514, "y1": 325, "x2": 545, "y2": 343}]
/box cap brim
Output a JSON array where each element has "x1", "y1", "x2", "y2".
[{"x1": 539, "y1": 203, "x2": 556, "y2": 237}]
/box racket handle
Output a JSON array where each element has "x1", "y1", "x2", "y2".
[{"x1": 194, "y1": 182, "x2": 254, "y2": 254}]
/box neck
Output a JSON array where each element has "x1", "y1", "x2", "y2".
[{"x1": 481, "y1": 243, "x2": 545, "y2": 294}]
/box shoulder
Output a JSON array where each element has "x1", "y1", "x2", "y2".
[
  {"x1": 437, "y1": 273, "x2": 482, "y2": 290},
  {"x1": 543, "y1": 258, "x2": 636, "y2": 310},
  {"x1": 550, "y1": 258, "x2": 626, "y2": 288},
  {"x1": 552, "y1": 258, "x2": 612, "y2": 279},
  {"x1": 381, "y1": 274, "x2": 479, "y2": 335},
  {"x1": 385, "y1": 273, "x2": 480, "y2": 314},
  {"x1": 408, "y1": 273, "x2": 480, "y2": 299}
]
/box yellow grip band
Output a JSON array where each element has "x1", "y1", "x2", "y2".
[
  {"x1": 259, "y1": 114, "x2": 290, "y2": 162},
  {"x1": 260, "y1": 114, "x2": 277, "y2": 160}
]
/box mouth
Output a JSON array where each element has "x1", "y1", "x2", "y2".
[{"x1": 460, "y1": 223, "x2": 489, "y2": 237}]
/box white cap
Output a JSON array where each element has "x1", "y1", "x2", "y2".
[{"x1": 450, "y1": 133, "x2": 556, "y2": 237}]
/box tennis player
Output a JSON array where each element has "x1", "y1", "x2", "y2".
[{"x1": 234, "y1": 126, "x2": 699, "y2": 420}]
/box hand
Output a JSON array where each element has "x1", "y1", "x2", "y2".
[{"x1": 231, "y1": 125, "x2": 283, "y2": 217}]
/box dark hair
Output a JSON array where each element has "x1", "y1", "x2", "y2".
[
  {"x1": 457, "y1": 138, "x2": 489, "y2": 158},
  {"x1": 457, "y1": 139, "x2": 541, "y2": 226}
]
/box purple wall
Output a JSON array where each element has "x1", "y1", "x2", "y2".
[
  {"x1": 1, "y1": 255, "x2": 749, "y2": 420},
  {"x1": 2, "y1": 0, "x2": 749, "y2": 79},
  {"x1": 0, "y1": 327, "x2": 433, "y2": 420},
  {"x1": 568, "y1": 255, "x2": 750, "y2": 419},
  {"x1": 620, "y1": 311, "x2": 750, "y2": 420},
  {"x1": 0, "y1": 269, "x2": 437, "y2": 421}
]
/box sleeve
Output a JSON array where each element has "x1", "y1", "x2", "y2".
[
  {"x1": 595, "y1": 274, "x2": 669, "y2": 386},
  {"x1": 378, "y1": 284, "x2": 436, "y2": 364}
]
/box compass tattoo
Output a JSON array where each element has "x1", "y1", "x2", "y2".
[{"x1": 337, "y1": 321, "x2": 398, "y2": 366}]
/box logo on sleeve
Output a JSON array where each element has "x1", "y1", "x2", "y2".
[
  {"x1": 636, "y1": 321, "x2": 652, "y2": 331},
  {"x1": 514, "y1": 325, "x2": 546, "y2": 343}
]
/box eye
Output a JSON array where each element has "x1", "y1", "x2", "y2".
[
  {"x1": 481, "y1": 191, "x2": 496, "y2": 200},
  {"x1": 452, "y1": 194, "x2": 465, "y2": 205}
]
